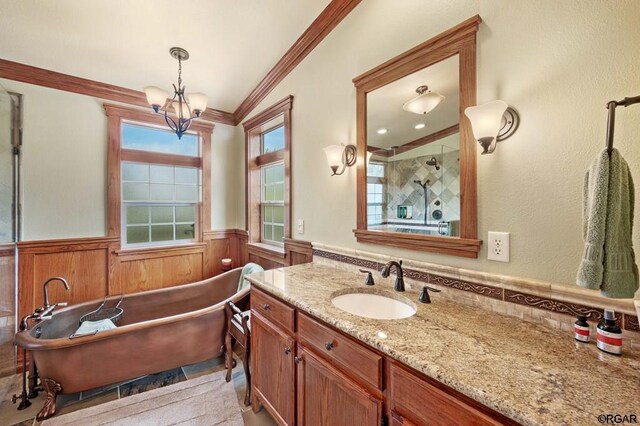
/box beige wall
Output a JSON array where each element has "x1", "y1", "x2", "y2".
[
  {"x1": 0, "y1": 79, "x2": 241, "y2": 240},
  {"x1": 242, "y1": 0, "x2": 640, "y2": 291}
]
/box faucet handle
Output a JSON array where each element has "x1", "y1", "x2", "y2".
[
  {"x1": 359, "y1": 269, "x2": 375, "y2": 286},
  {"x1": 419, "y1": 286, "x2": 441, "y2": 304}
]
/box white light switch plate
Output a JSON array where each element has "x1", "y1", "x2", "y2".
[
  {"x1": 297, "y1": 219, "x2": 304, "y2": 234},
  {"x1": 488, "y1": 231, "x2": 510, "y2": 262}
]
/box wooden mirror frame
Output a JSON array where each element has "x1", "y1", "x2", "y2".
[{"x1": 353, "y1": 15, "x2": 482, "y2": 258}]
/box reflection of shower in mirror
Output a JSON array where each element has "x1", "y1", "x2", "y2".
[{"x1": 426, "y1": 156, "x2": 440, "y2": 170}]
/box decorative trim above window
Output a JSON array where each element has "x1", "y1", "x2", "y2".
[{"x1": 243, "y1": 96, "x2": 293, "y2": 250}]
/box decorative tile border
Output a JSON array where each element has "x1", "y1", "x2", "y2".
[
  {"x1": 313, "y1": 249, "x2": 640, "y2": 332},
  {"x1": 624, "y1": 314, "x2": 640, "y2": 332},
  {"x1": 504, "y1": 290, "x2": 610, "y2": 324},
  {"x1": 430, "y1": 274, "x2": 503, "y2": 300},
  {"x1": 312, "y1": 249, "x2": 379, "y2": 270},
  {"x1": 402, "y1": 268, "x2": 429, "y2": 283}
]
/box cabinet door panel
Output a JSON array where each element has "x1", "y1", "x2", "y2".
[
  {"x1": 252, "y1": 314, "x2": 295, "y2": 425},
  {"x1": 390, "y1": 363, "x2": 503, "y2": 426},
  {"x1": 297, "y1": 346, "x2": 382, "y2": 426}
]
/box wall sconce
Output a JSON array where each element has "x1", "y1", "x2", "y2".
[
  {"x1": 323, "y1": 144, "x2": 357, "y2": 176},
  {"x1": 464, "y1": 100, "x2": 520, "y2": 154}
]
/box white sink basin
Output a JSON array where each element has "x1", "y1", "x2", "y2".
[{"x1": 331, "y1": 291, "x2": 416, "y2": 320}]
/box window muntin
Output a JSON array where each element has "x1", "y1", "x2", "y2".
[
  {"x1": 122, "y1": 122, "x2": 199, "y2": 157},
  {"x1": 121, "y1": 160, "x2": 200, "y2": 247},
  {"x1": 261, "y1": 162, "x2": 285, "y2": 246}
]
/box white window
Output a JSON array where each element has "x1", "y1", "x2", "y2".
[
  {"x1": 367, "y1": 161, "x2": 385, "y2": 225},
  {"x1": 120, "y1": 123, "x2": 201, "y2": 247},
  {"x1": 261, "y1": 162, "x2": 285, "y2": 246}
]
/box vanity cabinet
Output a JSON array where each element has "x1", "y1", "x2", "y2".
[
  {"x1": 251, "y1": 314, "x2": 296, "y2": 425},
  {"x1": 389, "y1": 363, "x2": 504, "y2": 426},
  {"x1": 296, "y1": 346, "x2": 382, "y2": 425},
  {"x1": 251, "y1": 287, "x2": 516, "y2": 426}
]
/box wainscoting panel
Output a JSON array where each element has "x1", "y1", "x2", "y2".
[
  {"x1": 117, "y1": 252, "x2": 204, "y2": 294},
  {"x1": 203, "y1": 229, "x2": 248, "y2": 277},
  {"x1": 18, "y1": 237, "x2": 116, "y2": 322},
  {"x1": 247, "y1": 243, "x2": 286, "y2": 270},
  {"x1": 284, "y1": 238, "x2": 313, "y2": 266}
]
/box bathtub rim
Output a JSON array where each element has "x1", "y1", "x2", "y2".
[{"x1": 15, "y1": 267, "x2": 249, "y2": 351}]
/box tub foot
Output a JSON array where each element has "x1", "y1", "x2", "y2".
[{"x1": 36, "y1": 378, "x2": 62, "y2": 421}]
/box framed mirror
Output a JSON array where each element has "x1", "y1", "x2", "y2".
[{"x1": 353, "y1": 16, "x2": 482, "y2": 258}]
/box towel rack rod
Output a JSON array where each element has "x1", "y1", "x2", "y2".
[{"x1": 606, "y1": 95, "x2": 640, "y2": 156}]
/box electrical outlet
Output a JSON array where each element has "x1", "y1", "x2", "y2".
[
  {"x1": 297, "y1": 219, "x2": 304, "y2": 235},
  {"x1": 488, "y1": 231, "x2": 510, "y2": 262}
]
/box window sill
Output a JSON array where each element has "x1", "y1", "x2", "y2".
[
  {"x1": 115, "y1": 242, "x2": 206, "y2": 261},
  {"x1": 247, "y1": 242, "x2": 286, "y2": 261}
]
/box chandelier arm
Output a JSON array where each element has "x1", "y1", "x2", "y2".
[{"x1": 164, "y1": 111, "x2": 179, "y2": 133}]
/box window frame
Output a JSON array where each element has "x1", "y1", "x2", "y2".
[
  {"x1": 243, "y1": 96, "x2": 293, "y2": 250},
  {"x1": 367, "y1": 161, "x2": 386, "y2": 226},
  {"x1": 104, "y1": 104, "x2": 214, "y2": 250}
]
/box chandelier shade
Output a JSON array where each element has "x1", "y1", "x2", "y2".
[
  {"x1": 402, "y1": 85, "x2": 445, "y2": 115},
  {"x1": 144, "y1": 47, "x2": 208, "y2": 139}
]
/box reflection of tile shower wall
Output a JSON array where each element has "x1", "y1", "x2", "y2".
[{"x1": 384, "y1": 151, "x2": 460, "y2": 223}]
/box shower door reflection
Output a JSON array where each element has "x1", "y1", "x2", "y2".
[{"x1": 0, "y1": 86, "x2": 21, "y2": 377}]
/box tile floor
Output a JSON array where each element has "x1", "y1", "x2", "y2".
[{"x1": 0, "y1": 348, "x2": 275, "y2": 426}]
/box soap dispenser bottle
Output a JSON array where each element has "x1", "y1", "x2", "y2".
[{"x1": 596, "y1": 309, "x2": 622, "y2": 355}]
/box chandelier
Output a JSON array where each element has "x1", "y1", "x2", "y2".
[
  {"x1": 402, "y1": 85, "x2": 445, "y2": 115},
  {"x1": 144, "y1": 47, "x2": 208, "y2": 139}
]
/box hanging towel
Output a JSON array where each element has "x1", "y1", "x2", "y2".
[
  {"x1": 577, "y1": 148, "x2": 638, "y2": 298},
  {"x1": 238, "y1": 262, "x2": 264, "y2": 292}
]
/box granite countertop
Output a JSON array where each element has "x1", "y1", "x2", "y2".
[{"x1": 246, "y1": 263, "x2": 640, "y2": 426}]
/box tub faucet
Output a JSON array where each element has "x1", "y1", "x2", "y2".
[
  {"x1": 381, "y1": 260, "x2": 405, "y2": 292},
  {"x1": 42, "y1": 277, "x2": 70, "y2": 310}
]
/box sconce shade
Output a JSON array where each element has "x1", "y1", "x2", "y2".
[
  {"x1": 323, "y1": 144, "x2": 357, "y2": 176},
  {"x1": 464, "y1": 100, "x2": 509, "y2": 154},
  {"x1": 366, "y1": 151, "x2": 373, "y2": 164},
  {"x1": 323, "y1": 145, "x2": 344, "y2": 168},
  {"x1": 187, "y1": 92, "x2": 208, "y2": 115},
  {"x1": 402, "y1": 86, "x2": 445, "y2": 115},
  {"x1": 144, "y1": 86, "x2": 169, "y2": 109}
]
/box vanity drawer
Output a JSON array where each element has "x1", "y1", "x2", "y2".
[
  {"x1": 389, "y1": 363, "x2": 505, "y2": 426},
  {"x1": 298, "y1": 312, "x2": 382, "y2": 390},
  {"x1": 252, "y1": 288, "x2": 295, "y2": 335}
]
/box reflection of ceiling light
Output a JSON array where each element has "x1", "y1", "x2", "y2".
[
  {"x1": 377, "y1": 128, "x2": 388, "y2": 134},
  {"x1": 414, "y1": 123, "x2": 426, "y2": 129},
  {"x1": 403, "y1": 85, "x2": 445, "y2": 115}
]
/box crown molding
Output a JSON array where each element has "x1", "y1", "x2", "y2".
[
  {"x1": 0, "y1": 58, "x2": 236, "y2": 125},
  {"x1": 232, "y1": 0, "x2": 362, "y2": 124}
]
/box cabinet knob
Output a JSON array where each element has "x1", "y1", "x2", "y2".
[
  {"x1": 325, "y1": 341, "x2": 334, "y2": 351},
  {"x1": 294, "y1": 356, "x2": 303, "y2": 365},
  {"x1": 262, "y1": 304, "x2": 270, "y2": 311},
  {"x1": 284, "y1": 347, "x2": 291, "y2": 355}
]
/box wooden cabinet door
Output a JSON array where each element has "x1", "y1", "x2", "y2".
[
  {"x1": 251, "y1": 314, "x2": 295, "y2": 426},
  {"x1": 297, "y1": 345, "x2": 382, "y2": 426}
]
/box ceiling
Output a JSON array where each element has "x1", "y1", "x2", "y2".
[
  {"x1": 0, "y1": 0, "x2": 330, "y2": 112},
  {"x1": 367, "y1": 55, "x2": 459, "y2": 150}
]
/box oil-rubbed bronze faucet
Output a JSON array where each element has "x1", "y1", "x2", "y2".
[
  {"x1": 381, "y1": 260, "x2": 405, "y2": 292},
  {"x1": 41, "y1": 277, "x2": 70, "y2": 311}
]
